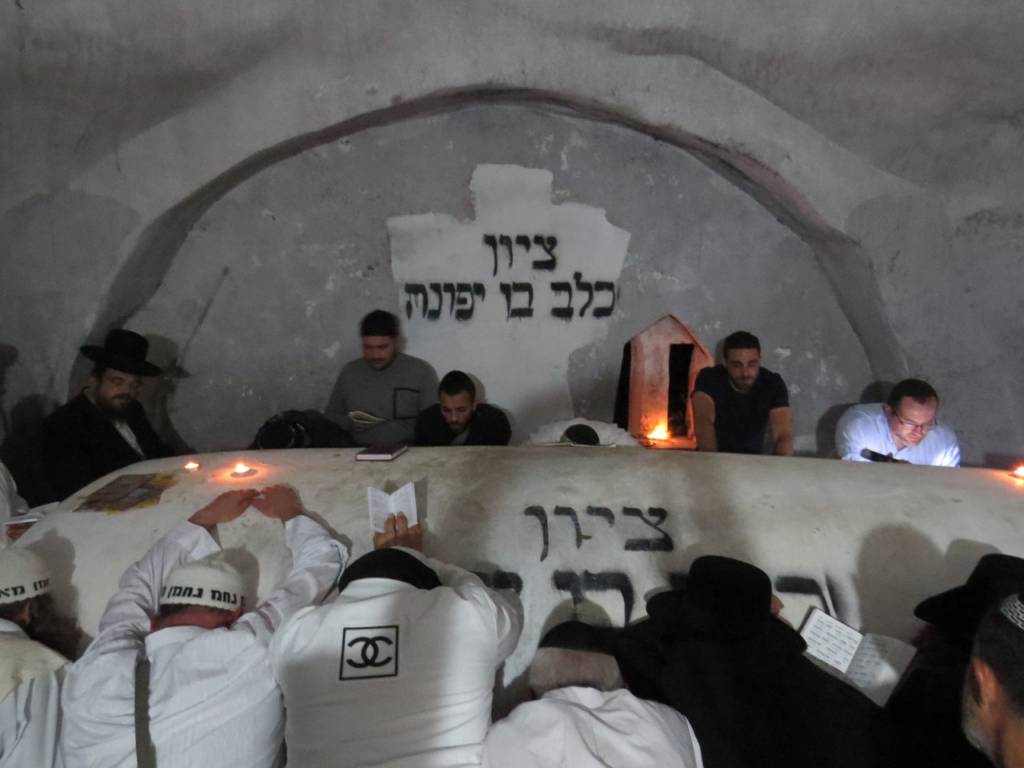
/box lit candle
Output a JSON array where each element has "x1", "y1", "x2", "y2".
[
  {"x1": 184, "y1": 461, "x2": 200, "y2": 471},
  {"x1": 230, "y1": 462, "x2": 257, "y2": 478},
  {"x1": 1013, "y1": 465, "x2": 1024, "y2": 480},
  {"x1": 646, "y1": 425, "x2": 669, "y2": 441}
]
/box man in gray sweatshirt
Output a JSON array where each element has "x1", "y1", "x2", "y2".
[{"x1": 325, "y1": 310, "x2": 438, "y2": 446}]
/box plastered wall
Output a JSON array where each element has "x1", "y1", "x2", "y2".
[{"x1": 2, "y1": 2, "x2": 1022, "y2": 485}]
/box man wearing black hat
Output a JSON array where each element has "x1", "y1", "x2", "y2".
[
  {"x1": 882, "y1": 554, "x2": 1024, "y2": 768},
  {"x1": 961, "y1": 593, "x2": 1024, "y2": 767},
  {"x1": 615, "y1": 555, "x2": 881, "y2": 768},
  {"x1": 40, "y1": 329, "x2": 174, "y2": 501}
]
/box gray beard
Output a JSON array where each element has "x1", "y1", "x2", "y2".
[{"x1": 962, "y1": 688, "x2": 1000, "y2": 765}]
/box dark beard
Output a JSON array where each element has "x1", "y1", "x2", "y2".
[
  {"x1": 25, "y1": 594, "x2": 84, "y2": 661},
  {"x1": 94, "y1": 393, "x2": 134, "y2": 419}
]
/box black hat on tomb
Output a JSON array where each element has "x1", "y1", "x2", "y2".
[
  {"x1": 647, "y1": 555, "x2": 790, "y2": 643},
  {"x1": 80, "y1": 329, "x2": 162, "y2": 377},
  {"x1": 561, "y1": 424, "x2": 600, "y2": 446},
  {"x1": 914, "y1": 554, "x2": 1024, "y2": 641},
  {"x1": 539, "y1": 619, "x2": 618, "y2": 655}
]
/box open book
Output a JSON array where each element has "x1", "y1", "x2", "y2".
[
  {"x1": 799, "y1": 607, "x2": 916, "y2": 706},
  {"x1": 367, "y1": 481, "x2": 418, "y2": 533},
  {"x1": 349, "y1": 410, "x2": 386, "y2": 426}
]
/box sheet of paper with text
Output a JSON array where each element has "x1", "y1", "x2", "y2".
[{"x1": 800, "y1": 607, "x2": 862, "y2": 673}]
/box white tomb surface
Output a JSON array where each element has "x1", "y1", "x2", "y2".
[{"x1": 17, "y1": 447, "x2": 1024, "y2": 708}]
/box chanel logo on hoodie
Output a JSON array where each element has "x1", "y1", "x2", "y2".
[{"x1": 340, "y1": 625, "x2": 399, "y2": 680}]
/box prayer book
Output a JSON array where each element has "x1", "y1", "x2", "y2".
[
  {"x1": 349, "y1": 410, "x2": 386, "y2": 426},
  {"x1": 75, "y1": 473, "x2": 178, "y2": 512},
  {"x1": 799, "y1": 606, "x2": 916, "y2": 706},
  {"x1": 367, "y1": 481, "x2": 418, "y2": 533},
  {"x1": 355, "y1": 444, "x2": 408, "y2": 462}
]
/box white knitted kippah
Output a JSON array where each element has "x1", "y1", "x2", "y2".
[
  {"x1": 160, "y1": 556, "x2": 244, "y2": 612},
  {"x1": 999, "y1": 593, "x2": 1024, "y2": 631},
  {"x1": 0, "y1": 548, "x2": 51, "y2": 605}
]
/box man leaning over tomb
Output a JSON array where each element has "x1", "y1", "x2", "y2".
[
  {"x1": 0, "y1": 548, "x2": 82, "y2": 768},
  {"x1": 614, "y1": 555, "x2": 881, "y2": 768},
  {"x1": 270, "y1": 513, "x2": 523, "y2": 768},
  {"x1": 61, "y1": 486, "x2": 345, "y2": 768},
  {"x1": 961, "y1": 593, "x2": 1024, "y2": 767},
  {"x1": 882, "y1": 554, "x2": 1024, "y2": 768},
  {"x1": 483, "y1": 620, "x2": 704, "y2": 768},
  {"x1": 325, "y1": 309, "x2": 438, "y2": 446},
  {"x1": 835, "y1": 377, "x2": 960, "y2": 466}
]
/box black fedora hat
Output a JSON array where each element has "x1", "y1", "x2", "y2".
[
  {"x1": 80, "y1": 329, "x2": 162, "y2": 377},
  {"x1": 647, "y1": 555, "x2": 777, "y2": 640},
  {"x1": 915, "y1": 554, "x2": 1024, "y2": 639}
]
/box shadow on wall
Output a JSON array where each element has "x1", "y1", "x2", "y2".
[
  {"x1": 0, "y1": 341, "x2": 54, "y2": 505},
  {"x1": 854, "y1": 524, "x2": 1000, "y2": 638},
  {"x1": 140, "y1": 333, "x2": 195, "y2": 455},
  {"x1": 814, "y1": 381, "x2": 893, "y2": 458}
]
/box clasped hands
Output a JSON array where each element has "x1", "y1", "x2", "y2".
[{"x1": 189, "y1": 485, "x2": 303, "y2": 529}]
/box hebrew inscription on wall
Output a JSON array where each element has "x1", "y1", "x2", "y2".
[{"x1": 388, "y1": 165, "x2": 631, "y2": 436}]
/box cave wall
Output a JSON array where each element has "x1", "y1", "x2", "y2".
[{"x1": 2, "y1": 2, "x2": 1022, "y2": 485}]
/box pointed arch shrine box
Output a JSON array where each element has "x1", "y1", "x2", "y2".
[{"x1": 614, "y1": 315, "x2": 713, "y2": 448}]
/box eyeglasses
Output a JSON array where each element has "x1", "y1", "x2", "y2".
[{"x1": 893, "y1": 412, "x2": 935, "y2": 433}]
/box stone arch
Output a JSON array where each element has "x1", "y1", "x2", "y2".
[{"x1": 90, "y1": 87, "x2": 907, "y2": 390}]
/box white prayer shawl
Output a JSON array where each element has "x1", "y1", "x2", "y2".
[
  {"x1": 483, "y1": 687, "x2": 705, "y2": 768},
  {"x1": 0, "y1": 620, "x2": 67, "y2": 768},
  {"x1": 270, "y1": 549, "x2": 523, "y2": 768},
  {"x1": 61, "y1": 516, "x2": 345, "y2": 768}
]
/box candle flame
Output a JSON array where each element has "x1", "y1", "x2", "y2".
[
  {"x1": 233, "y1": 462, "x2": 251, "y2": 475},
  {"x1": 1014, "y1": 465, "x2": 1024, "y2": 479},
  {"x1": 646, "y1": 424, "x2": 669, "y2": 441},
  {"x1": 184, "y1": 461, "x2": 200, "y2": 471}
]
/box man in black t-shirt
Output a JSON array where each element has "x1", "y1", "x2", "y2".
[
  {"x1": 415, "y1": 370, "x2": 511, "y2": 446},
  {"x1": 692, "y1": 330, "x2": 793, "y2": 455}
]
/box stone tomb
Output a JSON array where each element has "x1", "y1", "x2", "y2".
[{"x1": 19, "y1": 447, "x2": 1024, "y2": 708}]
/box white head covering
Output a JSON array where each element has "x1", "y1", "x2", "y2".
[
  {"x1": 0, "y1": 548, "x2": 51, "y2": 605},
  {"x1": 160, "y1": 556, "x2": 244, "y2": 611}
]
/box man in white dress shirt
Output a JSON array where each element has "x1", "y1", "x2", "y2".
[
  {"x1": 61, "y1": 486, "x2": 346, "y2": 768},
  {"x1": 484, "y1": 621, "x2": 704, "y2": 768},
  {"x1": 270, "y1": 513, "x2": 523, "y2": 768},
  {"x1": 0, "y1": 547, "x2": 81, "y2": 768},
  {"x1": 835, "y1": 378, "x2": 960, "y2": 466}
]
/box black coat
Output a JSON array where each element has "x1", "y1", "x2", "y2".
[
  {"x1": 414, "y1": 403, "x2": 511, "y2": 446},
  {"x1": 615, "y1": 592, "x2": 884, "y2": 768},
  {"x1": 40, "y1": 392, "x2": 173, "y2": 501}
]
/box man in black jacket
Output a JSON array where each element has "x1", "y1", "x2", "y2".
[
  {"x1": 615, "y1": 555, "x2": 882, "y2": 768},
  {"x1": 41, "y1": 329, "x2": 173, "y2": 501},
  {"x1": 414, "y1": 370, "x2": 511, "y2": 446}
]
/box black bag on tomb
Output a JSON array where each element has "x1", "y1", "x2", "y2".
[{"x1": 251, "y1": 409, "x2": 354, "y2": 449}]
